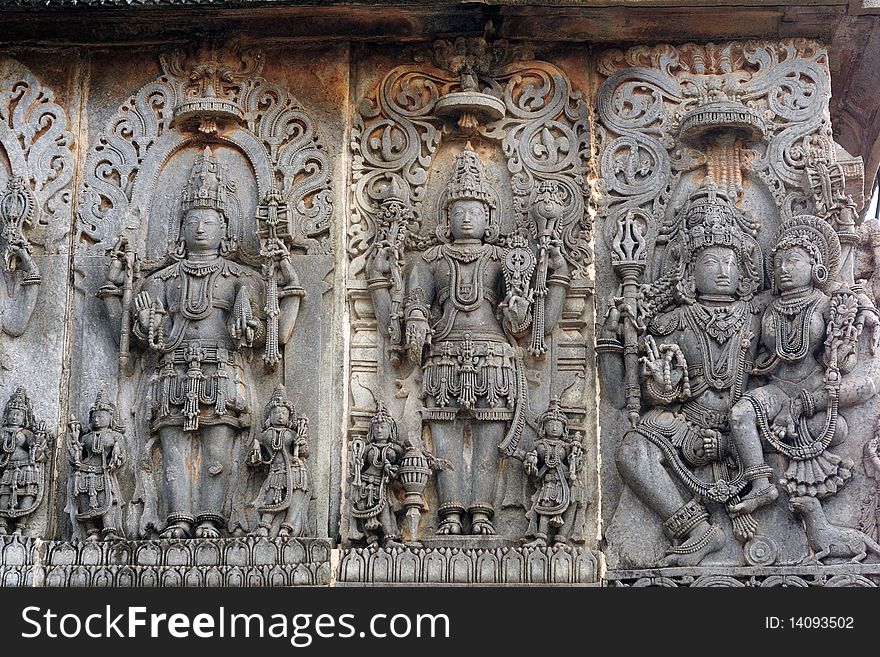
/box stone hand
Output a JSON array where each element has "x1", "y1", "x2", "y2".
[
  {"x1": 547, "y1": 239, "x2": 569, "y2": 276},
  {"x1": 135, "y1": 291, "x2": 160, "y2": 330},
  {"x1": 367, "y1": 241, "x2": 395, "y2": 279},
  {"x1": 772, "y1": 402, "x2": 799, "y2": 441},
  {"x1": 700, "y1": 429, "x2": 719, "y2": 461},
  {"x1": 524, "y1": 450, "x2": 538, "y2": 476},
  {"x1": 106, "y1": 235, "x2": 129, "y2": 285},
  {"x1": 503, "y1": 291, "x2": 532, "y2": 328},
  {"x1": 10, "y1": 241, "x2": 34, "y2": 272},
  {"x1": 640, "y1": 336, "x2": 683, "y2": 390},
  {"x1": 405, "y1": 317, "x2": 431, "y2": 362}
]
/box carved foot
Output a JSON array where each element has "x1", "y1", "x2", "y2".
[
  {"x1": 86, "y1": 529, "x2": 101, "y2": 542},
  {"x1": 522, "y1": 536, "x2": 548, "y2": 548},
  {"x1": 102, "y1": 528, "x2": 123, "y2": 541},
  {"x1": 252, "y1": 523, "x2": 271, "y2": 538},
  {"x1": 195, "y1": 522, "x2": 221, "y2": 539},
  {"x1": 436, "y1": 515, "x2": 463, "y2": 535},
  {"x1": 384, "y1": 538, "x2": 406, "y2": 549},
  {"x1": 278, "y1": 523, "x2": 296, "y2": 539},
  {"x1": 729, "y1": 482, "x2": 778, "y2": 517},
  {"x1": 662, "y1": 524, "x2": 724, "y2": 567},
  {"x1": 160, "y1": 523, "x2": 192, "y2": 540},
  {"x1": 470, "y1": 519, "x2": 497, "y2": 536}
]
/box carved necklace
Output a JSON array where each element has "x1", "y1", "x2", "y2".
[
  {"x1": 684, "y1": 300, "x2": 750, "y2": 390},
  {"x1": 771, "y1": 287, "x2": 821, "y2": 363},
  {"x1": 442, "y1": 244, "x2": 491, "y2": 312},
  {"x1": 180, "y1": 260, "x2": 221, "y2": 321}
]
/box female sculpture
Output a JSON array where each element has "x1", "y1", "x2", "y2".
[
  {"x1": 247, "y1": 386, "x2": 310, "y2": 538},
  {"x1": 730, "y1": 215, "x2": 878, "y2": 502},
  {"x1": 347, "y1": 403, "x2": 406, "y2": 548},
  {"x1": 522, "y1": 399, "x2": 586, "y2": 547}
]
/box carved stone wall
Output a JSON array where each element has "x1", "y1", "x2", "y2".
[{"x1": 0, "y1": 13, "x2": 879, "y2": 586}]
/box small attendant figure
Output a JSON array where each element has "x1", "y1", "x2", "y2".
[
  {"x1": 522, "y1": 399, "x2": 587, "y2": 547},
  {"x1": 248, "y1": 386, "x2": 310, "y2": 538},
  {"x1": 68, "y1": 389, "x2": 125, "y2": 541}
]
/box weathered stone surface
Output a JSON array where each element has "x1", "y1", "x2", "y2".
[
  {"x1": 0, "y1": 536, "x2": 333, "y2": 586},
  {"x1": 0, "y1": 4, "x2": 878, "y2": 588},
  {"x1": 338, "y1": 544, "x2": 598, "y2": 585}
]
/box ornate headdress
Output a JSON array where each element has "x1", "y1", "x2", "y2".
[
  {"x1": 90, "y1": 389, "x2": 115, "y2": 414},
  {"x1": 769, "y1": 215, "x2": 841, "y2": 292},
  {"x1": 4, "y1": 387, "x2": 34, "y2": 427},
  {"x1": 681, "y1": 181, "x2": 757, "y2": 259},
  {"x1": 437, "y1": 144, "x2": 500, "y2": 243},
  {"x1": 172, "y1": 146, "x2": 240, "y2": 256},
  {"x1": 367, "y1": 402, "x2": 399, "y2": 444},
  {"x1": 262, "y1": 385, "x2": 297, "y2": 429},
  {"x1": 181, "y1": 146, "x2": 231, "y2": 215},
  {"x1": 538, "y1": 398, "x2": 569, "y2": 438}
]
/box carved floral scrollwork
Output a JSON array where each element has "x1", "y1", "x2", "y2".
[
  {"x1": 597, "y1": 39, "x2": 833, "y2": 244},
  {"x1": 77, "y1": 42, "x2": 332, "y2": 256},
  {"x1": 350, "y1": 42, "x2": 591, "y2": 278},
  {"x1": 0, "y1": 63, "x2": 74, "y2": 252}
]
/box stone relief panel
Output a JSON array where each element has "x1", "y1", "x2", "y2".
[
  {"x1": 0, "y1": 55, "x2": 75, "y2": 539},
  {"x1": 66, "y1": 41, "x2": 342, "y2": 548},
  {"x1": 597, "y1": 39, "x2": 880, "y2": 582},
  {"x1": 343, "y1": 39, "x2": 598, "y2": 582}
]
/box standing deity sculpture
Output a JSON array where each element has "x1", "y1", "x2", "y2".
[
  {"x1": 0, "y1": 387, "x2": 50, "y2": 535},
  {"x1": 609, "y1": 184, "x2": 775, "y2": 566},
  {"x1": 100, "y1": 147, "x2": 303, "y2": 539},
  {"x1": 367, "y1": 146, "x2": 571, "y2": 536},
  {"x1": 67, "y1": 389, "x2": 125, "y2": 541},
  {"x1": 247, "y1": 385, "x2": 311, "y2": 538},
  {"x1": 729, "y1": 216, "x2": 878, "y2": 506},
  {"x1": 521, "y1": 399, "x2": 587, "y2": 547}
]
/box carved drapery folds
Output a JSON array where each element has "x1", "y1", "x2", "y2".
[{"x1": 598, "y1": 39, "x2": 880, "y2": 580}]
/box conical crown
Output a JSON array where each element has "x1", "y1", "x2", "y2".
[
  {"x1": 90, "y1": 389, "x2": 115, "y2": 414},
  {"x1": 181, "y1": 146, "x2": 228, "y2": 214},
  {"x1": 444, "y1": 144, "x2": 495, "y2": 209},
  {"x1": 4, "y1": 387, "x2": 29, "y2": 413}
]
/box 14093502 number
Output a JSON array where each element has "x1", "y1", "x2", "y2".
[{"x1": 790, "y1": 617, "x2": 854, "y2": 629}]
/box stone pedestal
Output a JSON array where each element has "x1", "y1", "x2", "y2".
[
  {"x1": 0, "y1": 536, "x2": 333, "y2": 587},
  {"x1": 338, "y1": 544, "x2": 599, "y2": 585}
]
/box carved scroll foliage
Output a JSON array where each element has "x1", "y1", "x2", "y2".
[
  {"x1": 0, "y1": 63, "x2": 74, "y2": 250},
  {"x1": 596, "y1": 40, "x2": 832, "y2": 245},
  {"x1": 350, "y1": 48, "x2": 591, "y2": 278},
  {"x1": 77, "y1": 45, "x2": 332, "y2": 255}
]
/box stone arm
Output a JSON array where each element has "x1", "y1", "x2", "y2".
[
  {"x1": 66, "y1": 419, "x2": 83, "y2": 465},
  {"x1": 403, "y1": 258, "x2": 436, "y2": 363},
  {"x1": 541, "y1": 239, "x2": 572, "y2": 335},
  {"x1": 1, "y1": 246, "x2": 41, "y2": 337},
  {"x1": 268, "y1": 240, "x2": 304, "y2": 346},
  {"x1": 108, "y1": 432, "x2": 125, "y2": 470},
  {"x1": 366, "y1": 242, "x2": 396, "y2": 338}
]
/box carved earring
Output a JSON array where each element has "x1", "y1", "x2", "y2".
[
  {"x1": 813, "y1": 263, "x2": 828, "y2": 285},
  {"x1": 173, "y1": 240, "x2": 186, "y2": 260}
]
